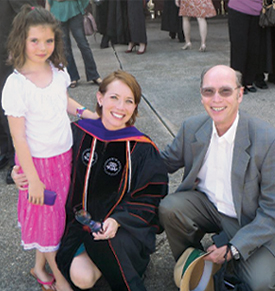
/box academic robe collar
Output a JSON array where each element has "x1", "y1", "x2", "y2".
[{"x1": 76, "y1": 118, "x2": 150, "y2": 142}]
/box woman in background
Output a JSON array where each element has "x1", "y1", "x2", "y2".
[
  {"x1": 161, "y1": 0, "x2": 184, "y2": 42},
  {"x1": 228, "y1": 0, "x2": 262, "y2": 94},
  {"x1": 125, "y1": 0, "x2": 147, "y2": 55},
  {"x1": 175, "y1": 0, "x2": 216, "y2": 52},
  {"x1": 46, "y1": 0, "x2": 102, "y2": 88}
]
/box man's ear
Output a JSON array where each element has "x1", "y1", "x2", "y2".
[{"x1": 238, "y1": 87, "x2": 244, "y2": 100}]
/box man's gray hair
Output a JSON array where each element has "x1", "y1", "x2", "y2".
[{"x1": 200, "y1": 66, "x2": 243, "y2": 88}]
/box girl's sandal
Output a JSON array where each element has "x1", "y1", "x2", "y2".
[{"x1": 30, "y1": 268, "x2": 55, "y2": 291}]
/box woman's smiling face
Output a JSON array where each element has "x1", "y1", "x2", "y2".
[{"x1": 96, "y1": 79, "x2": 137, "y2": 131}]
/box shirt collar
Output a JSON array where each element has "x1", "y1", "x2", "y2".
[{"x1": 211, "y1": 112, "x2": 239, "y2": 144}]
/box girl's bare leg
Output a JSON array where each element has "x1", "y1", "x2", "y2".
[
  {"x1": 33, "y1": 250, "x2": 53, "y2": 282},
  {"x1": 45, "y1": 251, "x2": 73, "y2": 291}
]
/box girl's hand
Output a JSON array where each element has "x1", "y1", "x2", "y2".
[
  {"x1": 7, "y1": 115, "x2": 44, "y2": 204},
  {"x1": 28, "y1": 179, "x2": 45, "y2": 205},
  {"x1": 12, "y1": 165, "x2": 29, "y2": 191},
  {"x1": 175, "y1": 0, "x2": 180, "y2": 7},
  {"x1": 92, "y1": 218, "x2": 120, "y2": 240}
]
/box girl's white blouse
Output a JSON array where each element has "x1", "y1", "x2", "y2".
[{"x1": 2, "y1": 64, "x2": 73, "y2": 158}]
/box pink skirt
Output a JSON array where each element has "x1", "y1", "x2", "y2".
[{"x1": 16, "y1": 149, "x2": 72, "y2": 252}]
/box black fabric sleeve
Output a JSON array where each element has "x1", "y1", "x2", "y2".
[{"x1": 110, "y1": 142, "x2": 168, "y2": 251}]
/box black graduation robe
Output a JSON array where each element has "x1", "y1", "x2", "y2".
[{"x1": 56, "y1": 119, "x2": 168, "y2": 291}]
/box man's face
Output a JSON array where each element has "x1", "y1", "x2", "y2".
[{"x1": 200, "y1": 66, "x2": 243, "y2": 136}]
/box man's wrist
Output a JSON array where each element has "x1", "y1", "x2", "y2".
[{"x1": 230, "y1": 244, "x2": 240, "y2": 260}]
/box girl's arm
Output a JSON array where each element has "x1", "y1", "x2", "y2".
[
  {"x1": 8, "y1": 116, "x2": 45, "y2": 205},
  {"x1": 67, "y1": 94, "x2": 99, "y2": 119}
]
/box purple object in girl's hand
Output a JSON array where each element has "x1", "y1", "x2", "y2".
[
  {"x1": 27, "y1": 189, "x2": 57, "y2": 206},
  {"x1": 43, "y1": 189, "x2": 57, "y2": 205}
]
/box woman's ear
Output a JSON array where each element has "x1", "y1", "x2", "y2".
[{"x1": 96, "y1": 91, "x2": 103, "y2": 107}]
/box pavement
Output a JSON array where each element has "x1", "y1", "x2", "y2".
[{"x1": 1, "y1": 15, "x2": 275, "y2": 291}]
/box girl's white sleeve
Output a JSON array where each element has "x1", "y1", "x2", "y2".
[
  {"x1": 63, "y1": 67, "x2": 71, "y2": 88},
  {"x1": 2, "y1": 74, "x2": 27, "y2": 118}
]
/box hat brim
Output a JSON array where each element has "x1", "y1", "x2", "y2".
[
  {"x1": 174, "y1": 248, "x2": 221, "y2": 291},
  {"x1": 174, "y1": 248, "x2": 195, "y2": 287}
]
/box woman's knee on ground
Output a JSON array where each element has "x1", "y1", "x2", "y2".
[{"x1": 70, "y1": 252, "x2": 101, "y2": 289}]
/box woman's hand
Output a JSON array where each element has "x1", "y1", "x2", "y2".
[
  {"x1": 92, "y1": 218, "x2": 120, "y2": 240},
  {"x1": 175, "y1": 0, "x2": 180, "y2": 7},
  {"x1": 12, "y1": 165, "x2": 29, "y2": 190}
]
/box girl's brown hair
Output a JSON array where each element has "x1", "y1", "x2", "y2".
[
  {"x1": 96, "y1": 70, "x2": 142, "y2": 126},
  {"x1": 7, "y1": 4, "x2": 66, "y2": 70}
]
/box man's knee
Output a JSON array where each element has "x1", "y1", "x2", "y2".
[
  {"x1": 159, "y1": 196, "x2": 173, "y2": 220},
  {"x1": 238, "y1": 247, "x2": 275, "y2": 291},
  {"x1": 248, "y1": 276, "x2": 275, "y2": 291},
  {"x1": 159, "y1": 191, "x2": 195, "y2": 223},
  {"x1": 160, "y1": 192, "x2": 182, "y2": 215}
]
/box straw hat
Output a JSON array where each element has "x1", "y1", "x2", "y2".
[{"x1": 174, "y1": 247, "x2": 221, "y2": 291}]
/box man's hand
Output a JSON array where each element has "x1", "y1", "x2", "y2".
[{"x1": 204, "y1": 244, "x2": 232, "y2": 264}]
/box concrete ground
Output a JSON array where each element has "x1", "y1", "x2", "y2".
[{"x1": 1, "y1": 15, "x2": 275, "y2": 290}]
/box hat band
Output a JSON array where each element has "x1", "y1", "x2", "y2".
[
  {"x1": 181, "y1": 249, "x2": 205, "y2": 277},
  {"x1": 191, "y1": 260, "x2": 213, "y2": 291}
]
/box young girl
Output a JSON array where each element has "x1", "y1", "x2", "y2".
[{"x1": 2, "y1": 5, "x2": 96, "y2": 291}]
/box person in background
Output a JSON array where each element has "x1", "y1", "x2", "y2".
[
  {"x1": 161, "y1": 0, "x2": 184, "y2": 43},
  {"x1": 95, "y1": 0, "x2": 128, "y2": 49},
  {"x1": 255, "y1": 9, "x2": 275, "y2": 90},
  {"x1": 159, "y1": 65, "x2": 275, "y2": 291},
  {"x1": 228, "y1": 0, "x2": 262, "y2": 94},
  {"x1": 45, "y1": 0, "x2": 102, "y2": 88},
  {"x1": 125, "y1": 0, "x2": 147, "y2": 55},
  {"x1": 254, "y1": 25, "x2": 269, "y2": 90},
  {"x1": 267, "y1": 26, "x2": 275, "y2": 84},
  {"x1": 175, "y1": 0, "x2": 216, "y2": 52}
]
